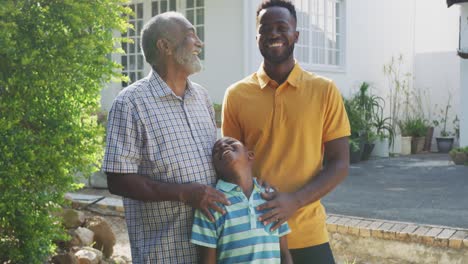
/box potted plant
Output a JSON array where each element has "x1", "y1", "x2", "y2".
[
  {"x1": 383, "y1": 55, "x2": 412, "y2": 155},
  {"x1": 432, "y1": 95, "x2": 455, "y2": 153},
  {"x1": 449, "y1": 147, "x2": 468, "y2": 165},
  {"x1": 399, "y1": 117, "x2": 428, "y2": 154},
  {"x1": 344, "y1": 96, "x2": 366, "y2": 163},
  {"x1": 370, "y1": 97, "x2": 394, "y2": 158},
  {"x1": 398, "y1": 119, "x2": 413, "y2": 155}
]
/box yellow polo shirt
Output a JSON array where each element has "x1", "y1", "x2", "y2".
[{"x1": 222, "y1": 63, "x2": 350, "y2": 249}]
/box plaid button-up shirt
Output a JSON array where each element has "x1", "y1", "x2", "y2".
[{"x1": 103, "y1": 70, "x2": 217, "y2": 263}]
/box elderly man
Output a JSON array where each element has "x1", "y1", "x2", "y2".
[
  {"x1": 102, "y1": 12, "x2": 229, "y2": 263},
  {"x1": 222, "y1": 1, "x2": 350, "y2": 263}
]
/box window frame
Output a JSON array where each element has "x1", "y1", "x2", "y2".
[
  {"x1": 294, "y1": 0, "x2": 346, "y2": 73},
  {"x1": 119, "y1": 0, "x2": 205, "y2": 87}
]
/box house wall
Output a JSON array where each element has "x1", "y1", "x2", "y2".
[
  {"x1": 189, "y1": 0, "x2": 245, "y2": 104},
  {"x1": 460, "y1": 3, "x2": 468, "y2": 147}
]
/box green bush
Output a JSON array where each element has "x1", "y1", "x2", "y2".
[{"x1": 0, "y1": 1, "x2": 129, "y2": 262}]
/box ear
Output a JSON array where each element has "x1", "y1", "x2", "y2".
[
  {"x1": 156, "y1": 39, "x2": 172, "y2": 55},
  {"x1": 294, "y1": 30, "x2": 300, "y2": 44},
  {"x1": 248, "y1": 151, "x2": 255, "y2": 160}
]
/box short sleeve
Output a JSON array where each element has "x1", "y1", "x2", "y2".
[
  {"x1": 278, "y1": 222, "x2": 291, "y2": 237},
  {"x1": 102, "y1": 98, "x2": 142, "y2": 173},
  {"x1": 191, "y1": 209, "x2": 218, "y2": 248},
  {"x1": 221, "y1": 88, "x2": 243, "y2": 142},
  {"x1": 322, "y1": 82, "x2": 351, "y2": 143}
]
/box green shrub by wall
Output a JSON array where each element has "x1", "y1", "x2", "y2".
[{"x1": 0, "y1": 1, "x2": 129, "y2": 262}]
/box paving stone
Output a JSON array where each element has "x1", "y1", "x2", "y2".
[
  {"x1": 463, "y1": 239, "x2": 468, "y2": 248},
  {"x1": 359, "y1": 228, "x2": 371, "y2": 237},
  {"x1": 422, "y1": 227, "x2": 443, "y2": 245},
  {"x1": 450, "y1": 230, "x2": 468, "y2": 240},
  {"x1": 379, "y1": 223, "x2": 396, "y2": 239},
  {"x1": 346, "y1": 219, "x2": 361, "y2": 235},
  {"x1": 412, "y1": 226, "x2": 430, "y2": 243},
  {"x1": 337, "y1": 224, "x2": 349, "y2": 234},
  {"x1": 357, "y1": 220, "x2": 373, "y2": 229},
  {"x1": 437, "y1": 229, "x2": 456, "y2": 239},
  {"x1": 397, "y1": 224, "x2": 418, "y2": 242},
  {"x1": 389, "y1": 223, "x2": 407, "y2": 233},
  {"x1": 326, "y1": 216, "x2": 340, "y2": 224},
  {"x1": 449, "y1": 238, "x2": 463, "y2": 249},
  {"x1": 369, "y1": 221, "x2": 385, "y2": 238},
  {"x1": 334, "y1": 217, "x2": 352, "y2": 226},
  {"x1": 368, "y1": 221, "x2": 384, "y2": 230},
  {"x1": 348, "y1": 226, "x2": 360, "y2": 236},
  {"x1": 433, "y1": 229, "x2": 455, "y2": 247}
]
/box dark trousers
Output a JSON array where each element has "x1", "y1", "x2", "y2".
[{"x1": 290, "y1": 242, "x2": 336, "y2": 264}]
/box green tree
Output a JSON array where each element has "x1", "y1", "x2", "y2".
[{"x1": 0, "y1": 1, "x2": 130, "y2": 262}]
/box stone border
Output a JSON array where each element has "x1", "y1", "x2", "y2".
[
  {"x1": 65, "y1": 193, "x2": 125, "y2": 217},
  {"x1": 66, "y1": 193, "x2": 468, "y2": 250},
  {"x1": 326, "y1": 214, "x2": 468, "y2": 250}
]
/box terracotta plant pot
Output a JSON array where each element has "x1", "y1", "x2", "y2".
[{"x1": 411, "y1": 136, "x2": 425, "y2": 154}]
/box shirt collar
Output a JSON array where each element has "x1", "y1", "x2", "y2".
[
  {"x1": 256, "y1": 61, "x2": 302, "y2": 90},
  {"x1": 148, "y1": 70, "x2": 194, "y2": 99},
  {"x1": 216, "y1": 178, "x2": 262, "y2": 193}
]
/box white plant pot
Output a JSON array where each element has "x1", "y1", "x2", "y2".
[
  {"x1": 390, "y1": 134, "x2": 402, "y2": 155},
  {"x1": 400, "y1": 136, "x2": 412, "y2": 155},
  {"x1": 371, "y1": 138, "x2": 389, "y2": 157}
]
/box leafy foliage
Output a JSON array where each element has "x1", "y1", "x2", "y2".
[
  {"x1": 0, "y1": 1, "x2": 130, "y2": 262},
  {"x1": 399, "y1": 117, "x2": 428, "y2": 137},
  {"x1": 345, "y1": 82, "x2": 393, "y2": 143}
]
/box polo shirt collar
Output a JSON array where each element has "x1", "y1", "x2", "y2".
[
  {"x1": 216, "y1": 178, "x2": 262, "y2": 193},
  {"x1": 148, "y1": 70, "x2": 194, "y2": 99},
  {"x1": 256, "y1": 61, "x2": 302, "y2": 89}
]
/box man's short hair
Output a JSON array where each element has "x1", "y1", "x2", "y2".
[
  {"x1": 256, "y1": 0, "x2": 297, "y2": 23},
  {"x1": 140, "y1": 12, "x2": 185, "y2": 67}
]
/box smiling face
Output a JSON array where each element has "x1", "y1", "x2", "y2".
[
  {"x1": 212, "y1": 137, "x2": 254, "y2": 182},
  {"x1": 171, "y1": 17, "x2": 203, "y2": 74},
  {"x1": 256, "y1": 6, "x2": 299, "y2": 64}
]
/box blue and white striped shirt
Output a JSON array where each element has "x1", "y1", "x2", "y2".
[
  {"x1": 103, "y1": 70, "x2": 217, "y2": 263},
  {"x1": 191, "y1": 178, "x2": 291, "y2": 264}
]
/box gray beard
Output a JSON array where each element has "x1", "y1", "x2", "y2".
[{"x1": 174, "y1": 46, "x2": 202, "y2": 74}]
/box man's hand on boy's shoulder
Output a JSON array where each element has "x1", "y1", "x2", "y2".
[
  {"x1": 257, "y1": 191, "x2": 301, "y2": 231},
  {"x1": 180, "y1": 182, "x2": 230, "y2": 222}
]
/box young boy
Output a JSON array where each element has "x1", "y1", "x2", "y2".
[{"x1": 191, "y1": 137, "x2": 293, "y2": 264}]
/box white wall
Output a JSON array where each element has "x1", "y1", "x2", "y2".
[
  {"x1": 414, "y1": 52, "x2": 460, "y2": 150},
  {"x1": 190, "y1": 0, "x2": 245, "y2": 104},
  {"x1": 460, "y1": 3, "x2": 468, "y2": 147}
]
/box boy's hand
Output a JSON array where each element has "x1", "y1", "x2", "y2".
[
  {"x1": 256, "y1": 178, "x2": 278, "y2": 193},
  {"x1": 257, "y1": 192, "x2": 301, "y2": 231},
  {"x1": 181, "y1": 183, "x2": 230, "y2": 222}
]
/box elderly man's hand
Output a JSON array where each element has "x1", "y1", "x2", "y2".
[
  {"x1": 181, "y1": 183, "x2": 230, "y2": 222},
  {"x1": 257, "y1": 192, "x2": 301, "y2": 231}
]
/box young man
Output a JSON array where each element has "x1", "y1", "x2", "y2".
[
  {"x1": 222, "y1": 1, "x2": 351, "y2": 263},
  {"x1": 191, "y1": 137, "x2": 293, "y2": 264},
  {"x1": 102, "y1": 12, "x2": 230, "y2": 263}
]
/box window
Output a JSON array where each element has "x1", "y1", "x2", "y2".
[
  {"x1": 121, "y1": 2, "x2": 145, "y2": 86},
  {"x1": 294, "y1": 0, "x2": 345, "y2": 70},
  {"x1": 183, "y1": 0, "x2": 205, "y2": 59},
  {"x1": 120, "y1": 0, "x2": 205, "y2": 87}
]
